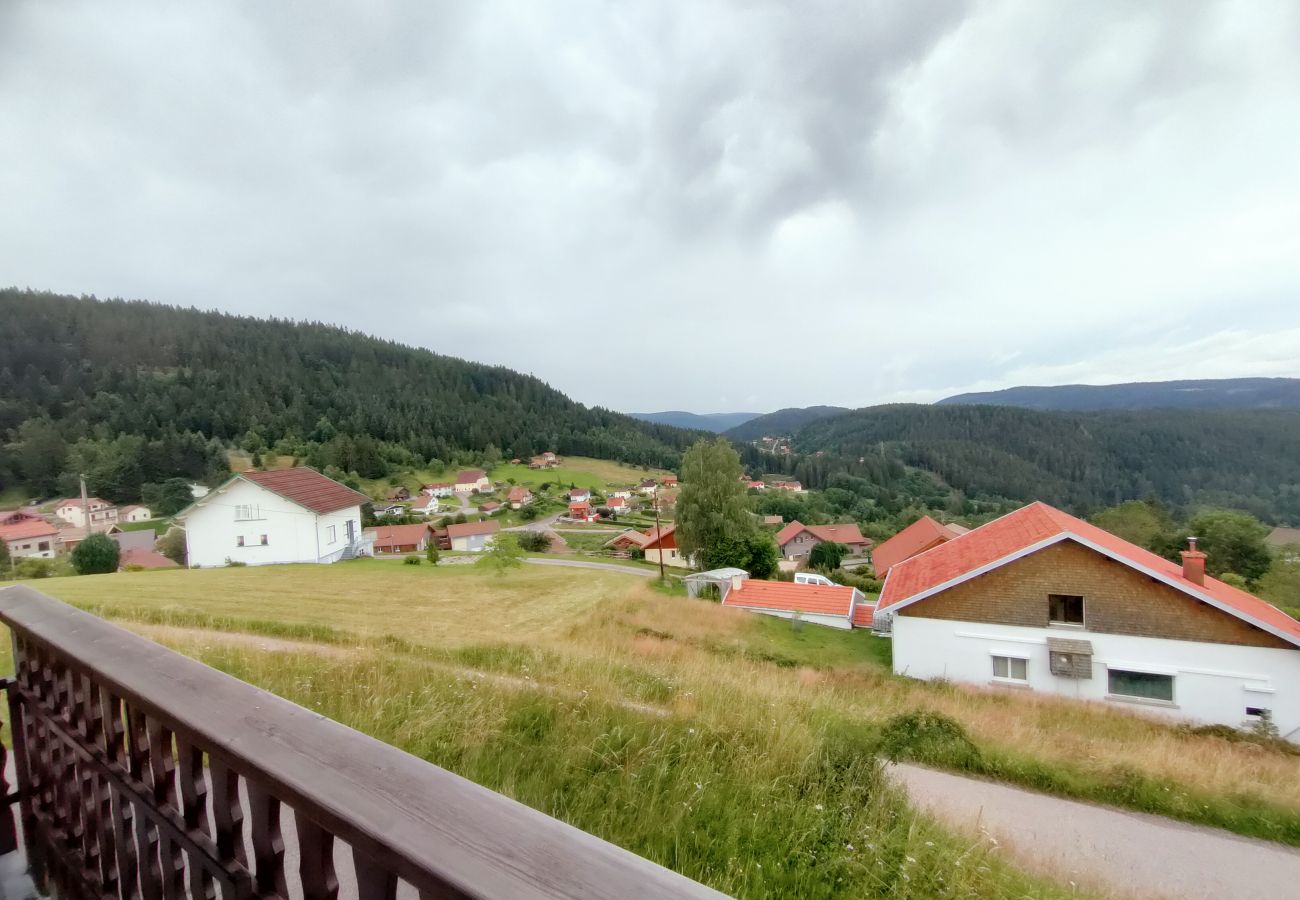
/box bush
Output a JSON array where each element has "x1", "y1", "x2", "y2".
[
  {"x1": 15, "y1": 558, "x2": 54, "y2": 579},
  {"x1": 158, "y1": 527, "x2": 187, "y2": 565},
  {"x1": 829, "y1": 567, "x2": 883, "y2": 593},
  {"x1": 404, "y1": 556, "x2": 422, "y2": 566},
  {"x1": 878, "y1": 710, "x2": 982, "y2": 769},
  {"x1": 124, "y1": 563, "x2": 145, "y2": 573},
  {"x1": 224, "y1": 558, "x2": 248, "y2": 567},
  {"x1": 516, "y1": 531, "x2": 552, "y2": 553},
  {"x1": 71, "y1": 533, "x2": 121, "y2": 575},
  {"x1": 425, "y1": 545, "x2": 440, "y2": 565}
]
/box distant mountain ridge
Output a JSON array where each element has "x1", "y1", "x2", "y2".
[
  {"x1": 939, "y1": 377, "x2": 1300, "y2": 411},
  {"x1": 725, "y1": 406, "x2": 850, "y2": 440},
  {"x1": 629, "y1": 411, "x2": 762, "y2": 432}
]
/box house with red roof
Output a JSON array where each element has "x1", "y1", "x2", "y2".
[
  {"x1": 606, "y1": 496, "x2": 629, "y2": 516},
  {"x1": 721, "y1": 577, "x2": 872, "y2": 631},
  {"x1": 880, "y1": 501, "x2": 1300, "y2": 739},
  {"x1": 568, "y1": 488, "x2": 592, "y2": 504},
  {"x1": 454, "y1": 470, "x2": 491, "y2": 494},
  {"x1": 479, "y1": 500, "x2": 502, "y2": 515},
  {"x1": 568, "y1": 500, "x2": 597, "y2": 523},
  {"x1": 0, "y1": 517, "x2": 61, "y2": 560},
  {"x1": 364, "y1": 523, "x2": 433, "y2": 554},
  {"x1": 641, "y1": 525, "x2": 690, "y2": 568},
  {"x1": 446, "y1": 519, "x2": 500, "y2": 552},
  {"x1": 422, "y1": 482, "x2": 454, "y2": 498},
  {"x1": 872, "y1": 515, "x2": 968, "y2": 574},
  {"x1": 507, "y1": 486, "x2": 533, "y2": 509},
  {"x1": 53, "y1": 497, "x2": 119, "y2": 529},
  {"x1": 774, "y1": 521, "x2": 872, "y2": 562},
  {"x1": 176, "y1": 467, "x2": 371, "y2": 567}
]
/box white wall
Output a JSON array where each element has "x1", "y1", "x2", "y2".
[
  {"x1": 451, "y1": 532, "x2": 494, "y2": 552},
  {"x1": 893, "y1": 615, "x2": 1300, "y2": 740},
  {"x1": 183, "y1": 479, "x2": 361, "y2": 568},
  {"x1": 5, "y1": 537, "x2": 57, "y2": 559},
  {"x1": 729, "y1": 606, "x2": 852, "y2": 630}
]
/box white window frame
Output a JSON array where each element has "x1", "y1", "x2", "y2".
[
  {"x1": 990, "y1": 653, "x2": 1030, "y2": 684},
  {"x1": 235, "y1": 504, "x2": 262, "y2": 522},
  {"x1": 1105, "y1": 667, "x2": 1176, "y2": 707},
  {"x1": 327, "y1": 525, "x2": 337, "y2": 544}
]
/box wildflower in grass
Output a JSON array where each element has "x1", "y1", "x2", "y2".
[{"x1": 815, "y1": 803, "x2": 824, "y2": 811}]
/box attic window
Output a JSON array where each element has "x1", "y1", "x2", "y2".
[{"x1": 1049, "y1": 594, "x2": 1084, "y2": 626}]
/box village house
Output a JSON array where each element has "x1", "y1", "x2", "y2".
[
  {"x1": 423, "y1": 482, "x2": 454, "y2": 498},
  {"x1": 372, "y1": 503, "x2": 407, "y2": 519},
  {"x1": 0, "y1": 517, "x2": 60, "y2": 560},
  {"x1": 364, "y1": 523, "x2": 432, "y2": 555},
  {"x1": 568, "y1": 500, "x2": 598, "y2": 523},
  {"x1": 409, "y1": 494, "x2": 441, "y2": 517},
  {"x1": 771, "y1": 480, "x2": 804, "y2": 493},
  {"x1": 661, "y1": 475, "x2": 678, "y2": 488},
  {"x1": 568, "y1": 487, "x2": 592, "y2": 504},
  {"x1": 774, "y1": 521, "x2": 872, "y2": 562},
  {"x1": 176, "y1": 467, "x2": 371, "y2": 567},
  {"x1": 605, "y1": 496, "x2": 629, "y2": 516},
  {"x1": 609, "y1": 488, "x2": 633, "y2": 500},
  {"x1": 877, "y1": 501, "x2": 1300, "y2": 740},
  {"x1": 479, "y1": 501, "x2": 502, "y2": 515},
  {"x1": 385, "y1": 486, "x2": 412, "y2": 502},
  {"x1": 638, "y1": 478, "x2": 658, "y2": 496},
  {"x1": 641, "y1": 525, "x2": 689, "y2": 568},
  {"x1": 604, "y1": 529, "x2": 652, "y2": 553},
  {"x1": 762, "y1": 515, "x2": 784, "y2": 527},
  {"x1": 53, "y1": 497, "x2": 119, "y2": 529},
  {"x1": 118, "y1": 504, "x2": 153, "y2": 524},
  {"x1": 446, "y1": 520, "x2": 499, "y2": 552},
  {"x1": 507, "y1": 486, "x2": 533, "y2": 509},
  {"x1": 872, "y1": 515, "x2": 969, "y2": 574},
  {"x1": 454, "y1": 470, "x2": 491, "y2": 494}
]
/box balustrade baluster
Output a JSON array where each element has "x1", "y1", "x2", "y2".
[
  {"x1": 352, "y1": 853, "x2": 397, "y2": 900},
  {"x1": 101, "y1": 689, "x2": 140, "y2": 900},
  {"x1": 127, "y1": 707, "x2": 163, "y2": 900},
  {"x1": 247, "y1": 783, "x2": 287, "y2": 898},
  {"x1": 295, "y1": 816, "x2": 339, "y2": 900}
]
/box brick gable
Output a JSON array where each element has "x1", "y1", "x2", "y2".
[{"x1": 903, "y1": 540, "x2": 1291, "y2": 650}]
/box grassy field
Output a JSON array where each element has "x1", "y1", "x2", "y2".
[
  {"x1": 16, "y1": 561, "x2": 1300, "y2": 895},
  {"x1": 363, "y1": 456, "x2": 669, "y2": 501}
]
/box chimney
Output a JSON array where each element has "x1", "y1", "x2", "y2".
[
  {"x1": 1181, "y1": 536, "x2": 1206, "y2": 586},
  {"x1": 730, "y1": 574, "x2": 745, "y2": 593}
]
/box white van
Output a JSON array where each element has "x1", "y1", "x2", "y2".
[{"x1": 793, "y1": 572, "x2": 836, "y2": 587}]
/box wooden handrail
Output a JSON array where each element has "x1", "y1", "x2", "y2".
[{"x1": 0, "y1": 585, "x2": 726, "y2": 899}]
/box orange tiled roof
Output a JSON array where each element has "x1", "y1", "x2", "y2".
[
  {"x1": 872, "y1": 516, "x2": 965, "y2": 573},
  {"x1": 446, "y1": 520, "x2": 500, "y2": 539},
  {"x1": 0, "y1": 519, "x2": 59, "y2": 541},
  {"x1": 775, "y1": 520, "x2": 870, "y2": 548},
  {"x1": 365, "y1": 524, "x2": 431, "y2": 549},
  {"x1": 880, "y1": 502, "x2": 1300, "y2": 647},
  {"x1": 723, "y1": 580, "x2": 858, "y2": 618}
]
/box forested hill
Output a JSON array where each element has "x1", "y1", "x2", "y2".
[
  {"x1": 0, "y1": 289, "x2": 698, "y2": 499},
  {"x1": 725, "y1": 406, "x2": 849, "y2": 441},
  {"x1": 939, "y1": 377, "x2": 1300, "y2": 411},
  {"x1": 787, "y1": 404, "x2": 1300, "y2": 523}
]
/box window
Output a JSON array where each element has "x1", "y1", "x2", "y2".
[
  {"x1": 327, "y1": 525, "x2": 337, "y2": 543},
  {"x1": 1049, "y1": 594, "x2": 1085, "y2": 625},
  {"x1": 992, "y1": 655, "x2": 1028, "y2": 682},
  {"x1": 259, "y1": 534, "x2": 269, "y2": 546},
  {"x1": 1246, "y1": 707, "x2": 1270, "y2": 718},
  {"x1": 236, "y1": 536, "x2": 245, "y2": 547},
  {"x1": 235, "y1": 504, "x2": 261, "y2": 521},
  {"x1": 38, "y1": 541, "x2": 49, "y2": 552},
  {"x1": 1107, "y1": 669, "x2": 1174, "y2": 703}
]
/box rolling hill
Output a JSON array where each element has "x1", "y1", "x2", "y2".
[
  {"x1": 0, "y1": 289, "x2": 698, "y2": 502},
  {"x1": 939, "y1": 377, "x2": 1300, "y2": 411},
  {"x1": 629, "y1": 410, "x2": 761, "y2": 432},
  {"x1": 786, "y1": 403, "x2": 1300, "y2": 522},
  {"x1": 724, "y1": 406, "x2": 849, "y2": 441}
]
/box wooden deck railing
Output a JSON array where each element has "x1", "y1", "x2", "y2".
[{"x1": 0, "y1": 585, "x2": 725, "y2": 899}]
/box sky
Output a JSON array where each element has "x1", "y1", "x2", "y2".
[{"x1": 2, "y1": 1, "x2": 1299, "y2": 414}]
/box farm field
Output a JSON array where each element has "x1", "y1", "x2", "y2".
[
  {"x1": 15, "y1": 562, "x2": 1300, "y2": 895},
  {"x1": 363, "y1": 456, "x2": 669, "y2": 500}
]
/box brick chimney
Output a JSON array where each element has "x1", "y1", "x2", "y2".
[{"x1": 1181, "y1": 537, "x2": 1206, "y2": 586}]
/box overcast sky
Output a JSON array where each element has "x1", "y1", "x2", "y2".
[{"x1": 3, "y1": 1, "x2": 1299, "y2": 413}]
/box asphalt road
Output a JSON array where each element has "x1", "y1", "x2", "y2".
[{"x1": 890, "y1": 762, "x2": 1300, "y2": 899}]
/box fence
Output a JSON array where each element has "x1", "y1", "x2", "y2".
[{"x1": 0, "y1": 585, "x2": 724, "y2": 899}]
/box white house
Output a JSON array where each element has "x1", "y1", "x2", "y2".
[
  {"x1": 569, "y1": 488, "x2": 592, "y2": 504},
  {"x1": 410, "y1": 494, "x2": 441, "y2": 517},
  {"x1": 118, "y1": 505, "x2": 153, "y2": 523},
  {"x1": 454, "y1": 470, "x2": 490, "y2": 494},
  {"x1": 0, "y1": 515, "x2": 60, "y2": 560},
  {"x1": 610, "y1": 488, "x2": 633, "y2": 500},
  {"x1": 53, "y1": 497, "x2": 118, "y2": 529},
  {"x1": 423, "y1": 482, "x2": 454, "y2": 498},
  {"x1": 446, "y1": 520, "x2": 499, "y2": 552},
  {"x1": 879, "y1": 502, "x2": 1300, "y2": 742},
  {"x1": 176, "y1": 467, "x2": 371, "y2": 568}
]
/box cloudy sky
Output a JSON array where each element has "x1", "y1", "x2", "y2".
[{"x1": 3, "y1": 1, "x2": 1298, "y2": 413}]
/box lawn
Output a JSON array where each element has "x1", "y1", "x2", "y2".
[
  {"x1": 363, "y1": 456, "x2": 670, "y2": 502},
  {"x1": 15, "y1": 562, "x2": 1300, "y2": 894}
]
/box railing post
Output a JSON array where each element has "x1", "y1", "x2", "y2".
[{"x1": 6, "y1": 633, "x2": 42, "y2": 888}]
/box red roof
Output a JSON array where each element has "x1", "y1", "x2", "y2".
[
  {"x1": 241, "y1": 468, "x2": 367, "y2": 515},
  {"x1": 455, "y1": 470, "x2": 487, "y2": 485},
  {"x1": 0, "y1": 519, "x2": 59, "y2": 541},
  {"x1": 479, "y1": 501, "x2": 501, "y2": 511},
  {"x1": 852, "y1": 602, "x2": 876, "y2": 628},
  {"x1": 607, "y1": 496, "x2": 627, "y2": 507},
  {"x1": 775, "y1": 520, "x2": 870, "y2": 549},
  {"x1": 723, "y1": 580, "x2": 859, "y2": 618},
  {"x1": 446, "y1": 520, "x2": 500, "y2": 539},
  {"x1": 569, "y1": 501, "x2": 592, "y2": 513},
  {"x1": 411, "y1": 494, "x2": 440, "y2": 510},
  {"x1": 119, "y1": 549, "x2": 179, "y2": 570},
  {"x1": 872, "y1": 516, "x2": 966, "y2": 573},
  {"x1": 366, "y1": 524, "x2": 431, "y2": 549},
  {"x1": 569, "y1": 488, "x2": 590, "y2": 498},
  {"x1": 641, "y1": 525, "x2": 677, "y2": 550},
  {"x1": 507, "y1": 487, "x2": 531, "y2": 502},
  {"x1": 880, "y1": 502, "x2": 1300, "y2": 647}
]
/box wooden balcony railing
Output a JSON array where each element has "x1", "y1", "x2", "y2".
[{"x1": 0, "y1": 585, "x2": 725, "y2": 899}]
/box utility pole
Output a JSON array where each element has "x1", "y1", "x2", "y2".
[
  {"x1": 652, "y1": 483, "x2": 665, "y2": 581},
  {"x1": 80, "y1": 473, "x2": 91, "y2": 541}
]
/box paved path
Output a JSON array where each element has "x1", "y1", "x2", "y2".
[
  {"x1": 523, "y1": 558, "x2": 656, "y2": 577},
  {"x1": 890, "y1": 763, "x2": 1300, "y2": 900}
]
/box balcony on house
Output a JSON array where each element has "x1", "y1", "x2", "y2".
[{"x1": 0, "y1": 586, "x2": 723, "y2": 900}]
